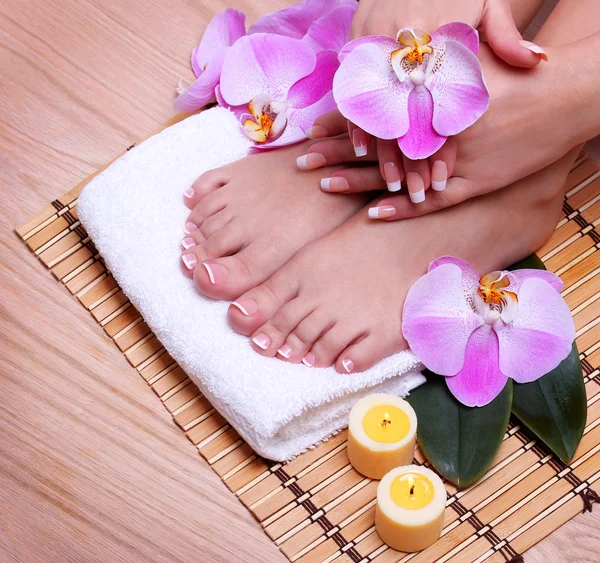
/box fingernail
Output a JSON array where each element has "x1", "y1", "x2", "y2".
[
  {"x1": 184, "y1": 187, "x2": 195, "y2": 199},
  {"x1": 184, "y1": 222, "x2": 198, "y2": 235},
  {"x1": 302, "y1": 353, "x2": 315, "y2": 367},
  {"x1": 320, "y1": 177, "x2": 349, "y2": 193},
  {"x1": 384, "y1": 162, "x2": 401, "y2": 192},
  {"x1": 181, "y1": 237, "x2": 196, "y2": 250},
  {"x1": 407, "y1": 172, "x2": 425, "y2": 203},
  {"x1": 182, "y1": 253, "x2": 198, "y2": 270},
  {"x1": 368, "y1": 205, "x2": 396, "y2": 219},
  {"x1": 277, "y1": 344, "x2": 292, "y2": 359},
  {"x1": 297, "y1": 153, "x2": 327, "y2": 170},
  {"x1": 431, "y1": 160, "x2": 447, "y2": 192},
  {"x1": 352, "y1": 129, "x2": 368, "y2": 157},
  {"x1": 519, "y1": 40, "x2": 548, "y2": 61},
  {"x1": 306, "y1": 125, "x2": 327, "y2": 140},
  {"x1": 202, "y1": 262, "x2": 228, "y2": 285},
  {"x1": 342, "y1": 359, "x2": 354, "y2": 373},
  {"x1": 252, "y1": 333, "x2": 270, "y2": 350},
  {"x1": 230, "y1": 298, "x2": 258, "y2": 316}
]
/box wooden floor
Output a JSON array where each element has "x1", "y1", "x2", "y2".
[{"x1": 0, "y1": 1, "x2": 598, "y2": 561}]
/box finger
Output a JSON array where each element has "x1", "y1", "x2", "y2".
[
  {"x1": 377, "y1": 138, "x2": 404, "y2": 193},
  {"x1": 320, "y1": 166, "x2": 386, "y2": 193},
  {"x1": 481, "y1": 0, "x2": 547, "y2": 68},
  {"x1": 309, "y1": 110, "x2": 348, "y2": 139},
  {"x1": 429, "y1": 137, "x2": 457, "y2": 193},
  {"x1": 402, "y1": 155, "x2": 431, "y2": 204},
  {"x1": 297, "y1": 136, "x2": 377, "y2": 170}
]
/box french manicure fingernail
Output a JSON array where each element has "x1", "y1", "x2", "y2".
[
  {"x1": 342, "y1": 359, "x2": 354, "y2": 373},
  {"x1": 182, "y1": 253, "x2": 197, "y2": 270},
  {"x1": 184, "y1": 187, "x2": 195, "y2": 199},
  {"x1": 297, "y1": 153, "x2": 327, "y2": 170},
  {"x1": 302, "y1": 353, "x2": 315, "y2": 367},
  {"x1": 252, "y1": 333, "x2": 271, "y2": 350},
  {"x1": 320, "y1": 177, "x2": 349, "y2": 192},
  {"x1": 184, "y1": 222, "x2": 198, "y2": 235},
  {"x1": 306, "y1": 125, "x2": 327, "y2": 139},
  {"x1": 202, "y1": 262, "x2": 228, "y2": 285},
  {"x1": 368, "y1": 205, "x2": 396, "y2": 219},
  {"x1": 181, "y1": 237, "x2": 196, "y2": 250},
  {"x1": 407, "y1": 173, "x2": 425, "y2": 203},
  {"x1": 230, "y1": 298, "x2": 258, "y2": 316},
  {"x1": 431, "y1": 160, "x2": 447, "y2": 192},
  {"x1": 277, "y1": 344, "x2": 292, "y2": 359},
  {"x1": 519, "y1": 40, "x2": 548, "y2": 61},
  {"x1": 352, "y1": 129, "x2": 368, "y2": 157},
  {"x1": 384, "y1": 161, "x2": 401, "y2": 192}
]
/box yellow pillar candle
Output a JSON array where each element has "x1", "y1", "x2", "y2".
[
  {"x1": 347, "y1": 393, "x2": 417, "y2": 480},
  {"x1": 376, "y1": 465, "x2": 446, "y2": 553}
]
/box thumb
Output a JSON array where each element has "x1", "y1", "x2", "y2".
[{"x1": 480, "y1": 0, "x2": 548, "y2": 68}]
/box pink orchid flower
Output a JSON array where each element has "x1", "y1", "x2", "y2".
[
  {"x1": 402, "y1": 257, "x2": 575, "y2": 407},
  {"x1": 218, "y1": 34, "x2": 340, "y2": 148},
  {"x1": 333, "y1": 23, "x2": 490, "y2": 160},
  {"x1": 174, "y1": 9, "x2": 246, "y2": 112}
]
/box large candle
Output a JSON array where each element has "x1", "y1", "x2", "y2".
[
  {"x1": 376, "y1": 465, "x2": 446, "y2": 552},
  {"x1": 347, "y1": 393, "x2": 417, "y2": 480}
]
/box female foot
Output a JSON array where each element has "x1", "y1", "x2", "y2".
[
  {"x1": 228, "y1": 150, "x2": 577, "y2": 373},
  {"x1": 180, "y1": 141, "x2": 370, "y2": 300}
]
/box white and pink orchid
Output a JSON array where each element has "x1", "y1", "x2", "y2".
[
  {"x1": 333, "y1": 23, "x2": 490, "y2": 160},
  {"x1": 403, "y1": 257, "x2": 575, "y2": 407}
]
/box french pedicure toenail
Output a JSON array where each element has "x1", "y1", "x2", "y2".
[
  {"x1": 252, "y1": 333, "x2": 271, "y2": 350},
  {"x1": 182, "y1": 253, "x2": 198, "y2": 270},
  {"x1": 184, "y1": 222, "x2": 198, "y2": 235},
  {"x1": 302, "y1": 353, "x2": 315, "y2": 367},
  {"x1": 342, "y1": 359, "x2": 355, "y2": 373},
  {"x1": 384, "y1": 162, "x2": 401, "y2": 192},
  {"x1": 431, "y1": 160, "x2": 448, "y2": 192},
  {"x1": 320, "y1": 177, "x2": 349, "y2": 193},
  {"x1": 352, "y1": 128, "x2": 368, "y2": 157},
  {"x1": 181, "y1": 237, "x2": 196, "y2": 250},
  {"x1": 230, "y1": 298, "x2": 258, "y2": 316},
  {"x1": 277, "y1": 345, "x2": 292, "y2": 359},
  {"x1": 202, "y1": 262, "x2": 228, "y2": 285},
  {"x1": 368, "y1": 205, "x2": 396, "y2": 220},
  {"x1": 183, "y1": 187, "x2": 195, "y2": 198},
  {"x1": 519, "y1": 40, "x2": 548, "y2": 61},
  {"x1": 407, "y1": 172, "x2": 425, "y2": 203},
  {"x1": 297, "y1": 153, "x2": 327, "y2": 170}
]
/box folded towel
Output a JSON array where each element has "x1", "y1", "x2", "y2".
[{"x1": 77, "y1": 107, "x2": 425, "y2": 461}]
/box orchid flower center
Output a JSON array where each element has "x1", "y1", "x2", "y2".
[
  {"x1": 474, "y1": 271, "x2": 519, "y2": 326},
  {"x1": 390, "y1": 27, "x2": 442, "y2": 86},
  {"x1": 242, "y1": 94, "x2": 289, "y2": 143}
]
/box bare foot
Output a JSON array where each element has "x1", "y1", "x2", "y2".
[
  {"x1": 180, "y1": 141, "x2": 370, "y2": 300},
  {"x1": 228, "y1": 149, "x2": 578, "y2": 373}
]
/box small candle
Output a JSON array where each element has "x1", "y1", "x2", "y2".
[
  {"x1": 376, "y1": 465, "x2": 446, "y2": 553},
  {"x1": 347, "y1": 393, "x2": 417, "y2": 480}
]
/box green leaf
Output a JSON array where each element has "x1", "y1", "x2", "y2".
[
  {"x1": 507, "y1": 253, "x2": 546, "y2": 271},
  {"x1": 407, "y1": 374, "x2": 512, "y2": 489},
  {"x1": 512, "y1": 343, "x2": 586, "y2": 463}
]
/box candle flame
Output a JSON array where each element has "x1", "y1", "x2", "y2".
[
  {"x1": 381, "y1": 412, "x2": 392, "y2": 427},
  {"x1": 408, "y1": 476, "x2": 415, "y2": 496}
]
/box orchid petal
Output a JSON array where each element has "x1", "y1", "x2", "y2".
[
  {"x1": 248, "y1": 0, "x2": 339, "y2": 38},
  {"x1": 220, "y1": 34, "x2": 316, "y2": 105},
  {"x1": 174, "y1": 51, "x2": 225, "y2": 112},
  {"x1": 430, "y1": 22, "x2": 479, "y2": 55},
  {"x1": 496, "y1": 277, "x2": 575, "y2": 383},
  {"x1": 428, "y1": 256, "x2": 481, "y2": 289},
  {"x1": 338, "y1": 35, "x2": 399, "y2": 62},
  {"x1": 426, "y1": 40, "x2": 490, "y2": 136},
  {"x1": 334, "y1": 43, "x2": 412, "y2": 139},
  {"x1": 192, "y1": 9, "x2": 246, "y2": 76},
  {"x1": 287, "y1": 50, "x2": 339, "y2": 109},
  {"x1": 403, "y1": 262, "x2": 484, "y2": 376},
  {"x1": 398, "y1": 87, "x2": 447, "y2": 160},
  {"x1": 446, "y1": 327, "x2": 508, "y2": 407},
  {"x1": 505, "y1": 269, "x2": 564, "y2": 294},
  {"x1": 303, "y1": 4, "x2": 356, "y2": 53}
]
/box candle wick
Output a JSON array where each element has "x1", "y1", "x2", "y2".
[
  {"x1": 410, "y1": 485, "x2": 415, "y2": 495},
  {"x1": 381, "y1": 413, "x2": 392, "y2": 427}
]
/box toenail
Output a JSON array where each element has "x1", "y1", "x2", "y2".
[
  {"x1": 368, "y1": 206, "x2": 396, "y2": 220},
  {"x1": 296, "y1": 153, "x2": 327, "y2": 170},
  {"x1": 252, "y1": 333, "x2": 271, "y2": 350},
  {"x1": 184, "y1": 187, "x2": 195, "y2": 198},
  {"x1": 277, "y1": 345, "x2": 292, "y2": 359},
  {"x1": 230, "y1": 298, "x2": 258, "y2": 316},
  {"x1": 202, "y1": 262, "x2": 228, "y2": 285},
  {"x1": 302, "y1": 353, "x2": 315, "y2": 367},
  {"x1": 342, "y1": 359, "x2": 355, "y2": 373},
  {"x1": 182, "y1": 253, "x2": 198, "y2": 270},
  {"x1": 184, "y1": 222, "x2": 198, "y2": 235},
  {"x1": 181, "y1": 237, "x2": 196, "y2": 250}
]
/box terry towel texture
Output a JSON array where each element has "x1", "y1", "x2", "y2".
[{"x1": 78, "y1": 107, "x2": 425, "y2": 461}]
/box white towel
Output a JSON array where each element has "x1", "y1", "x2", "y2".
[{"x1": 77, "y1": 107, "x2": 425, "y2": 461}]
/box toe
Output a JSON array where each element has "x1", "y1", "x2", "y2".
[
  {"x1": 199, "y1": 209, "x2": 233, "y2": 238},
  {"x1": 310, "y1": 324, "x2": 359, "y2": 369},
  {"x1": 186, "y1": 190, "x2": 228, "y2": 231},
  {"x1": 280, "y1": 310, "x2": 334, "y2": 364},
  {"x1": 335, "y1": 330, "x2": 406, "y2": 374},
  {"x1": 184, "y1": 168, "x2": 230, "y2": 209}
]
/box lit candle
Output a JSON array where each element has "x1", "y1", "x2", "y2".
[
  {"x1": 347, "y1": 393, "x2": 417, "y2": 480},
  {"x1": 376, "y1": 465, "x2": 446, "y2": 552}
]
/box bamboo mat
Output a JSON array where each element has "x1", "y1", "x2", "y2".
[{"x1": 16, "y1": 126, "x2": 600, "y2": 562}]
